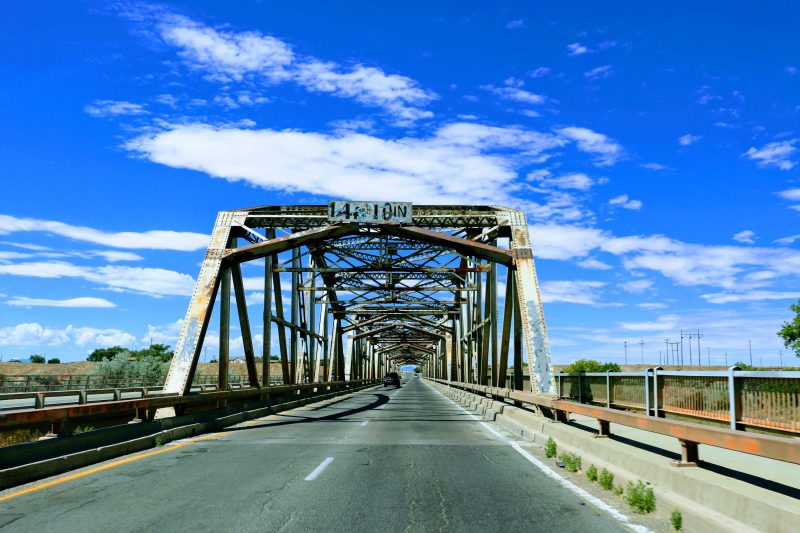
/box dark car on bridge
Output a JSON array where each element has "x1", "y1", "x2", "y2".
[{"x1": 383, "y1": 372, "x2": 401, "y2": 387}]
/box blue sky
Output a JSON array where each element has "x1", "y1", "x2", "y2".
[{"x1": 1, "y1": 1, "x2": 799, "y2": 366}]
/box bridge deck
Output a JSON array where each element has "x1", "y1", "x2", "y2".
[{"x1": 0, "y1": 379, "x2": 627, "y2": 532}]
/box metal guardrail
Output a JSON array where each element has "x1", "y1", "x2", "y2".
[
  {"x1": 0, "y1": 374, "x2": 262, "y2": 393},
  {"x1": 0, "y1": 380, "x2": 380, "y2": 436},
  {"x1": 428, "y1": 378, "x2": 800, "y2": 466},
  {"x1": 556, "y1": 367, "x2": 800, "y2": 434}
]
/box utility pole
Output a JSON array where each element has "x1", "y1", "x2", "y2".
[
  {"x1": 780, "y1": 350, "x2": 783, "y2": 367},
  {"x1": 748, "y1": 339, "x2": 753, "y2": 366},
  {"x1": 697, "y1": 329, "x2": 702, "y2": 366},
  {"x1": 639, "y1": 340, "x2": 645, "y2": 364},
  {"x1": 680, "y1": 330, "x2": 685, "y2": 365},
  {"x1": 707, "y1": 347, "x2": 711, "y2": 366},
  {"x1": 623, "y1": 341, "x2": 628, "y2": 366},
  {"x1": 724, "y1": 351, "x2": 728, "y2": 366}
]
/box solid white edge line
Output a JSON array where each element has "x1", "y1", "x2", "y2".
[
  {"x1": 304, "y1": 457, "x2": 334, "y2": 481},
  {"x1": 361, "y1": 420, "x2": 369, "y2": 427},
  {"x1": 427, "y1": 381, "x2": 652, "y2": 533}
]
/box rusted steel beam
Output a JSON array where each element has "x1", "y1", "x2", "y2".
[
  {"x1": 380, "y1": 225, "x2": 513, "y2": 266},
  {"x1": 225, "y1": 224, "x2": 360, "y2": 263}
]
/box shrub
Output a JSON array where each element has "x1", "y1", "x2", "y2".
[
  {"x1": 586, "y1": 464, "x2": 598, "y2": 482},
  {"x1": 626, "y1": 480, "x2": 656, "y2": 514},
  {"x1": 29, "y1": 355, "x2": 46, "y2": 364},
  {"x1": 72, "y1": 426, "x2": 93, "y2": 435},
  {"x1": 670, "y1": 510, "x2": 683, "y2": 531},
  {"x1": 544, "y1": 436, "x2": 557, "y2": 458},
  {"x1": 96, "y1": 352, "x2": 168, "y2": 387},
  {"x1": 559, "y1": 452, "x2": 581, "y2": 473},
  {"x1": 613, "y1": 484, "x2": 624, "y2": 496},
  {"x1": 599, "y1": 468, "x2": 614, "y2": 490},
  {"x1": 47, "y1": 358, "x2": 60, "y2": 364}
]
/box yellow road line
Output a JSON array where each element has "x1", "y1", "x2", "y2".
[{"x1": 0, "y1": 431, "x2": 228, "y2": 503}]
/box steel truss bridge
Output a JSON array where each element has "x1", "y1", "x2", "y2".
[{"x1": 164, "y1": 202, "x2": 554, "y2": 396}]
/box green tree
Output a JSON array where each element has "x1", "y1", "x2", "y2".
[
  {"x1": 29, "y1": 355, "x2": 45, "y2": 364},
  {"x1": 563, "y1": 359, "x2": 621, "y2": 374},
  {"x1": 132, "y1": 343, "x2": 174, "y2": 362},
  {"x1": 87, "y1": 346, "x2": 129, "y2": 362},
  {"x1": 778, "y1": 301, "x2": 800, "y2": 357},
  {"x1": 47, "y1": 357, "x2": 60, "y2": 364}
]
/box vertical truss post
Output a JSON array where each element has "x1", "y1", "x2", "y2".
[
  {"x1": 344, "y1": 334, "x2": 354, "y2": 381},
  {"x1": 262, "y1": 247, "x2": 273, "y2": 387},
  {"x1": 512, "y1": 276, "x2": 523, "y2": 391},
  {"x1": 272, "y1": 256, "x2": 290, "y2": 385},
  {"x1": 490, "y1": 260, "x2": 498, "y2": 387},
  {"x1": 498, "y1": 269, "x2": 513, "y2": 389},
  {"x1": 231, "y1": 263, "x2": 258, "y2": 387},
  {"x1": 307, "y1": 256, "x2": 317, "y2": 382},
  {"x1": 336, "y1": 318, "x2": 345, "y2": 381},
  {"x1": 290, "y1": 247, "x2": 299, "y2": 385},
  {"x1": 480, "y1": 261, "x2": 491, "y2": 386},
  {"x1": 218, "y1": 266, "x2": 231, "y2": 391}
]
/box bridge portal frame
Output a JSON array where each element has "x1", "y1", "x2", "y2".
[{"x1": 162, "y1": 204, "x2": 554, "y2": 397}]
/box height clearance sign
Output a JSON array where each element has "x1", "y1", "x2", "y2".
[{"x1": 328, "y1": 201, "x2": 413, "y2": 224}]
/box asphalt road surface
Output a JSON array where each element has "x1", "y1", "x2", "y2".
[{"x1": 0, "y1": 377, "x2": 626, "y2": 532}]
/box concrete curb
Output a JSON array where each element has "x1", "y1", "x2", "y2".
[
  {"x1": 429, "y1": 381, "x2": 798, "y2": 533},
  {"x1": 0, "y1": 384, "x2": 378, "y2": 490}
]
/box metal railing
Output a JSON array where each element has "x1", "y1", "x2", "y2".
[
  {"x1": 0, "y1": 374, "x2": 265, "y2": 393},
  {"x1": 0, "y1": 379, "x2": 381, "y2": 435},
  {"x1": 428, "y1": 377, "x2": 800, "y2": 466},
  {"x1": 556, "y1": 367, "x2": 800, "y2": 434}
]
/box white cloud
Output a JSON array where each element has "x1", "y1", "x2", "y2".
[
  {"x1": 0, "y1": 323, "x2": 135, "y2": 348},
  {"x1": 618, "y1": 314, "x2": 679, "y2": 332},
  {"x1": 89, "y1": 251, "x2": 144, "y2": 262},
  {"x1": 126, "y1": 122, "x2": 568, "y2": 206},
  {"x1": 556, "y1": 127, "x2": 624, "y2": 166},
  {"x1": 619, "y1": 279, "x2": 653, "y2": 294},
  {"x1": 529, "y1": 172, "x2": 594, "y2": 191},
  {"x1": 609, "y1": 194, "x2": 642, "y2": 210},
  {"x1": 640, "y1": 163, "x2": 666, "y2": 171},
  {"x1": 154, "y1": 94, "x2": 178, "y2": 107},
  {"x1": 505, "y1": 19, "x2": 524, "y2": 29},
  {"x1": 145, "y1": 319, "x2": 184, "y2": 346},
  {"x1": 152, "y1": 13, "x2": 435, "y2": 123},
  {"x1": 540, "y1": 280, "x2": 606, "y2": 305},
  {"x1": 786, "y1": 66, "x2": 798, "y2": 75},
  {"x1": 733, "y1": 230, "x2": 756, "y2": 244},
  {"x1": 0, "y1": 214, "x2": 209, "y2": 251},
  {"x1": 584, "y1": 65, "x2": 613, "y2": 80},
  {"x1": 742, "y1": 139, "x2": 797, "y2": 170},
  {"x1": 566, "y1": 43, "x2": 591, "y2": 56},
  {"x1": 84, "y1": 100, "x2": 148, "y2": 118},
  {"x1": 576, "y1": 258, "x2": 612, "y2": 270},
  {"x1": 6, "y1": 297, "x2": 116, "y2": 308},
  {"x1": 529, "y1": 67, "x2": 550, "y2": 78},
  {"x1": 0, "y1": 261, "x2": 195, "y2": 297},
  {"x1": 775, "y1": 234, "x2": 800, "y2": 245},
  {"x1": 678, "y1": 134, "x2": 702, "y2": 146},
  {"x1": 777, "y1": 188, "x2": 800, "y2": 201},
  {"x1": 701, "y1": 290, "x2": 800, "y2": 304},
  {"x1": 482, "y1": 84, "x2": 546, "y2": 105},
  {"x1": 530, "y1": 223, "x2": 800, "y2": 296}
]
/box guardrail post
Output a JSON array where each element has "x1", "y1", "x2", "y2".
[
  {"x1": 728, "y1": 366, "x2": 742, "y2": 430},
  {"x1": 644, "y1": 369, "x2": 651, "y2": 416},
  {"x1": 113, "y1": 388, "x2": 121, "y2": 401},
  {"x1": 675, "y1": 439, "x2": 699, "y2": 467},
  {"x1": 605, "y1": 370, "x2": 611, "y2": 408},
  {"x1": 35, "y1": 393, "x2": 44, "y2": 409},
  {"x1": 79, "y1": 390, "x2": 88, "y2": 404},
  {"x1": 653, "y1": 367, "x2": 664, "y2": 417},
  {"x1": 578, "y1": 371, "x2": 585, "y2": 404},
  {"x1": 595, "y1": 419, "x2": 610, "y2": 438}
]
